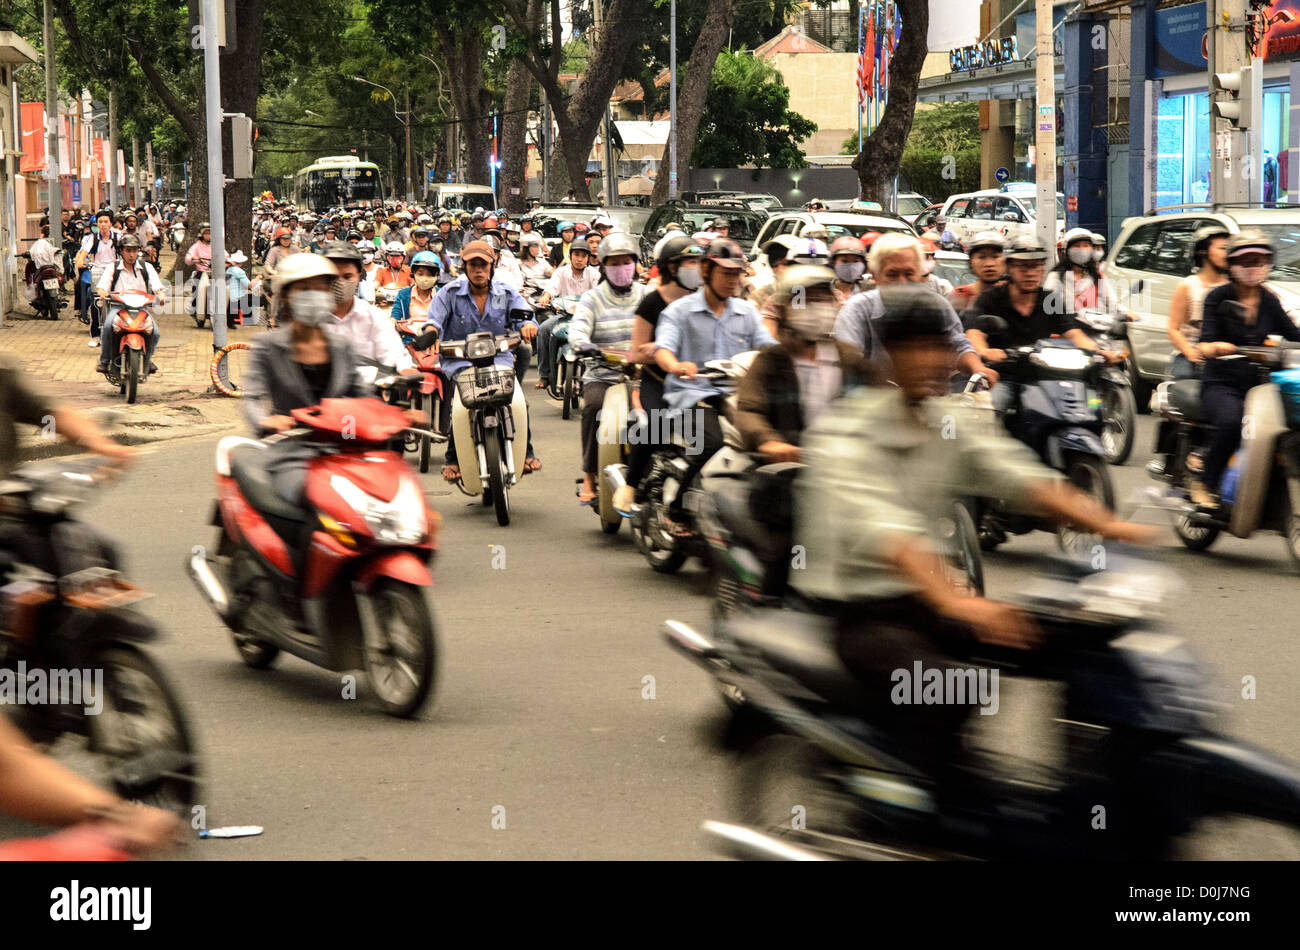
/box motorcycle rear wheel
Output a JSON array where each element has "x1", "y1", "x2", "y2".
[
  {"x1": 631, "y1": 499, "x2": 688, "y2": 574},
  {"x1": 1175, "y1": 512, "x2": 1221, "y2": 552},
  {"x1": 87, "y1": 641, "x2": 200, "y2": 813},
  {"x1": 733, "y1": 733, "x2": 857, "y2": 845},
  {"x1": 561, "y1": 366, "x2": 575, "y2": 420},
  {"x1": 363, "y1": 580, "x2": 437, "y2": 718},
  {"x1": 1100, "y1": 383, "x2": 1136, "y2": 465},
  {"x1": 1057, "y1": 454, "x2": 1114, "y2": 556}
]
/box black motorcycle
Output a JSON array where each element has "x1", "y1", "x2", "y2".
[
  {"x1": 0, "y1": 459, "x2": 199, "y2": 814},
  {"x1": 967, "y1": 321, "x2": 1115, "y2": 554},
  {"x1": 666, "y1": 552, "x2": 1300, "y2": 860},
  {"x1": 1074, "y1": 308, "x2": 1136, "y2": 465}
]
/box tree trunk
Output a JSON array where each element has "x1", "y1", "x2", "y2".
[
  {"x1": 438, "y1": 26, "x2": 491, "y2": 188},
  {"x1": 650, "y1": 0, "x2": 735, "y2": 206},
  {"x1": 851, "y1": 0, "x2": 928, "y2": 202},
  {"x1": 500, "y1": 0, "x2": 540, "y2": 214}
]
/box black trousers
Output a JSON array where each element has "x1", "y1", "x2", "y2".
[
  {"x1": 626, "y1": 373, "x2": 666, "y2": 489},
  {"x1": 668, "y1": 396, "x2": 725, "y2": 521},
  {"x1": 1200, "y1": 382, "x2": 1245, "y2": 491}
]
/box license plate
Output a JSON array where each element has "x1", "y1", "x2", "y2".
[{"x1": 42, "y1": 279, "x2": 58, "y2": 290}]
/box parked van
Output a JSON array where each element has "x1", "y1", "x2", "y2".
[{"x1": 428, "y1": 183, "x2": 498, "y2": 212}]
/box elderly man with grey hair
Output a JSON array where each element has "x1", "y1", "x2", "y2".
[{"x1": 833, "y1": 233, "x2": 998, "y2": 386}]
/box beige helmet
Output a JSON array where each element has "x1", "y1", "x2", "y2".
[
  {"x1": 271, "y1": 250, "x2": 338, "y2": 296},
  {"x1": 771, "y1": 264, "x2": 838, "y2": 307}
]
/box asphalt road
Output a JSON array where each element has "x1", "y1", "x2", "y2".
[{"x1": 5, "y1": 403, "x2": 1300, "y2": 859}]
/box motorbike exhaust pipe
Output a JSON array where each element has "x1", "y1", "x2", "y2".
[
  {"x1": 602, "y1": 462, "x2": 630, "y2": 492},
  {"x1": 699, "y1": 821, "x2": 829, "y2": 861},
  {"x1": 187, "y1": 549, "x2": 230, "y2": 618}
]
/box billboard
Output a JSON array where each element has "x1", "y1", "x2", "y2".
[{"x1": 1155, "y1": 1, "x2": 1300, "y2": 77}]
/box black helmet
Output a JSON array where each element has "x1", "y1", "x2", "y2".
[
  {"x1": 569, "y1": 236, "x2": 592, "y2": 256},
  {"x1": 321, "y1": 240, "x2": 363, "y2": 264},
  {"x1": 347, "y1": 229, "x2": 363, "y2": 241},
  {"x1": 875, "y1": 285, "x2": 951, "y2": 344},
  {"x1": 703, "y1": 238, "x2": 747, "y2": 270},
  {"x1": 657, "y1": 235, "x2": 701, "y2": 273}
]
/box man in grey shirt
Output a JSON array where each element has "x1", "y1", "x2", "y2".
[{"x1": 834, "y1": 233, "x2": 996, "y2": 386}]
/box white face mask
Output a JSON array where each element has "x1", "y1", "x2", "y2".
[
  {"x1": 785, "y1": 300, "x2": 839, "y2": 341},
  {"x1": 1092, "y1": 249, "x2": 1104, "y2": 263},
  {"x1": 922, "y1": 257, "x2": 936, "y2": 275},
  {"x1": 1230, "y1": 263, "x2": 1270, "y2": 287},
  {"x1": 289, "y1": 289, "x2": 333, "y2": 327},
  {"x1": 1068, "y1": 246, "x2": 1093, "y2": 267},
  {"x1": 833, "y1": 260, "x2": 866, "y2": 283},
  {"x1": 675, "y1": 264, "x2": 702, "y2": 290}
]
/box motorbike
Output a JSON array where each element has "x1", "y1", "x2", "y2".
[
  {"x1": 665, "y1": 552, "x2": 1300, "y2": 860},
  {"x1": 1074, "y1": 307, "x2": 1136, "y2": 465},
  {"x1": 391, "y1": 323, "x2": 446, "y2": 475},
  {"x1": 101, "y1": 290, "x2": 159, "y2": 405},
  {"x1": 1147, "y1": 341, "x2": 1300, "y2": 562},
  {"x1": 253, "y1": 233, "x2": 270, "y2": 265},
  {"x1": 188, "y1": 394, "x2": 442, "y2": 717},
  {"x1": 966, "y1": 320, "x2": 1115, "y2": 554},
  {"x1": 169, "y1": 223, "x2": 184, "y2": 253},
  {"x1": 573, "y1": 346, "x2": 637, "y2": 535},
  {"x1": 188, "y1": 260, "x2": 211, "y2": 329},
  {"x1": 21, "y1": 253, "x2": 62, "y2": 320},
  {"x1": 543, "y1": 295, "x2": 583, "y2": 420},
  {"x1": 442, "y1": 331, "x2": 529, "y2": 526},
  {"x1": 628, "y1": 355, "x2": 753, "y2": 574},
  {"x1": 0, "y1": 458, "x2": 199, "y2": 813}
]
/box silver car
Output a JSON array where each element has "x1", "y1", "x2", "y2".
[{"x1": 1104, "y1": 207, "x2": 1300, "y2": 407}]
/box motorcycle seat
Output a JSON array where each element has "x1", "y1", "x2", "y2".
[
  {"x1": 728, "y1": 608, "x2": 869, "y2": 709},
  {"x1": 1167, "y1": 379, "x2": 1203, "y2": 422},
  {"x1": 710, "y1": 477, "x2": 789, "y2": 564},
  {"x1": 228, "y1": 445, "x2": 307, "y2": 525}
]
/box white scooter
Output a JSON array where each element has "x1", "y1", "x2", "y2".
[{"x1": 443, "y1": 331, "x2": 530, "y2": 526}]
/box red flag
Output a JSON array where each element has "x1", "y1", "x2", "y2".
[{"x1": 860, "y1": 2, "x2": 876, "y2": 105}]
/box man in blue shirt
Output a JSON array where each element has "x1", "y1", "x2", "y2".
[
  {"x1": 654, "y1": 238, "x2": 777, "y2": 532},
  {"x1": 428, "y1": 240, "x2": 540, "y2": 481}
]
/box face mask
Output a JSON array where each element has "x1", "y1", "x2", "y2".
[
  {"x1": 289, "y1": 289, "x2": 333, "y2": 327},
  {"x1": 1230, "y1": 263, "x2": 1270, "y2": 287},
  {"x1": 1092, "y1": 249, "x2": 1104, "y2": 263},
  {"x1": 362, "y1": 253, "x2": 375, "y2": 265},
  {"x1": 333, "y1": 279, "x2": 358, "y2": 306},
  {"x1": 388, "y1": 258, "x2": 404, "y2": 269},
  {"x1": 605, "y1": 262, "x2": 636, "y2": 287},
  {"x1": 675, "y1": 264, "x2": 702, "y2": 290},
  {"x1": 922, "y1": 257, "x2": 935, "y2": 275},
  {"x1": 833, "y1": 260, "x2": 866, "y2": 283},
  {"x1": 413, "y1": 274, "x2": 438, "y2": 290},
  {"x1": 785, "y1": 301, "x2": 839, "y2": 341},
  {"x1": 1068, "y1": 246, "x2": 1093, "y2": 267}
]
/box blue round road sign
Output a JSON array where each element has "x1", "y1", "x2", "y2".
[{"x1": 995, "y1": 167, "x2": 1010, "y2": 183}]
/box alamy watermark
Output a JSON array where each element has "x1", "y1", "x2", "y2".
[
  {"x1": 0, "y1": 662, "x2": 103, "y2": 715},
  {"x1": 891, "y1": 661, "x2": 999, "y2": 715},
  {"x1": 595, "y1": 406, "x2": 705, "y2": 456}
]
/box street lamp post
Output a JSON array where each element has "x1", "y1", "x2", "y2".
[{"x1": 353, "y1": 75, "x2": 412, "y2": 201}]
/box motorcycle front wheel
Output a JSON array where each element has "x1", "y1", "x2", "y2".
[
  {"x1": 1057, "y1": 454, "x2": 1114, "y2": 556},
  {"x1": 124, "y1": 349, "x2": 141, "y2": 404},
  {"x1": 363, "y1": 580, "x2": 437, "y2": 718},
  {"x1": 1100, "y1": 383, "x2": 1137, "y2": 465},
  {"x1": 485, "y1": 432, "x2": 511, "y2": 526}
]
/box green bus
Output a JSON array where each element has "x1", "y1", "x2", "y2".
[{"x1": 292, "y1": 156, "x2": 386, "y2": 213}]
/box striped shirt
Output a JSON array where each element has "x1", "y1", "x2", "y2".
[{"x1": 568, "y1": 281, "x2": 648, "y2": 383}]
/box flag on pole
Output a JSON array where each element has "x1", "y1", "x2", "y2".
[
  {"x1": 858, "y1": 3, "x2": 874, "y2": 106},
  {"x1": 873, "y1": 3, "x2": 884, "y2": 102}
]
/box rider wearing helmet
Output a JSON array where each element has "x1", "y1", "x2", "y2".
[
  {"x1": 518, "y1": 214, "x2": 534, "y2": 235},
  {"x1": 1167, "y1": 224, "x2": 1230, "y2": 380},
  {"x1": 748, "y1": 235, "x2": 800, "y2": 316},
  {"x1": 405, "y1": 225, "x2": 432, "y2": 263},
  {"x1": 735, "y1": 264, "x2": 878, "y2": 463},
  {"x1": 1042, "y1": 227, "x2": 1124, "y2": 324},
  {"x1": 1194, "y1": 229, "x2": 1300, "y2": 507},
  {"x1": 390, "y1": 249, "x2": 441, "y2": 331},
  {"x1": 437, "y1": 213, "x2": 462, "y2": 256},
  {"x1": 617, "y1": 237, "x2": 706, "y2": 514},
  {"x1": 428, "y1": 239, "x2": 542, "y2": 480},
  {"x1": 549, "y1": 219, "x2": 578, "y2": 268},
  {"x1": 654, "y1": 238, "x2": 779, "y2": 533},
  {"x1": 320, "y1": 241, "x2": 413, "y2": 370},
  {"x1": 829, "y1": 235, "x2": 870, "y2": 302},
  {"x1": 94, "y1": 234, "x2": 166, "y2": 376},
  {"x1": 569, "y1": 232, "x2": 647, "y2": 504},
  {"x1": 518, "y1": 232, "x2": 552, "y2": 285},
  {"x1": 949, "y1": 230, "x2": 1006, "y2": 316},
  {"x1": 534, "y1": 236, "x2": 599, "y2": 391},
  {"x1": 373, "y1": 240, "x2": 413, "y2": 309}
]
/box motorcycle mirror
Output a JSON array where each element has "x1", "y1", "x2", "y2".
[{"x1": 412, "y1": 328, "x2": 439, "y2": 350}]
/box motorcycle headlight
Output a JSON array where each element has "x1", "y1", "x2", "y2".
[
  {"x1": 466, "y1": 338, "x2": 496, "y2": 360},
  {"x1": 328, "y1": 475, "x2": 427, "y2": 545},
  {"x1": 1030, "y1": 347, "x2": 1092, "y2": 372}
]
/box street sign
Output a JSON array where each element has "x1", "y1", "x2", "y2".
[
  {"x1": 428, "y1": 168, "x2": 436, "y2": 183},
  {"x1": 71, "y1": 181, "x2": 80, "y2": 203},
  {"x1": 995, "y1": 167, "x2": 1010, "y2": 183}
]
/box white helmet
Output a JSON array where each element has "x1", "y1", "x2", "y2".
[
  {"x1": 1062, "y1": 227, "x2": 1094, "y2": 247},
  {"x1": 383, "y1": 241, "x2": 405, "y2": 257}
]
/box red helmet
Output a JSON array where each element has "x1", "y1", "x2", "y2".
[
  {"x1": 920, "y1": 238, "x2": 937, "y2": 256},
  {"x1": 274, "y1": 226, "x2": 291, "y2": 239},
  {"x1": 859, "y1": 231, "x2": 883, "y2": 252},
  {"x1": 482, "y1": 216, "x2": 499, "y2": 229}
]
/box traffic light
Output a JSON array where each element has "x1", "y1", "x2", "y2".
[
  {"x1": 1213, "y1": 62, "x2": 1262, "y2": 130},
  {"x1": 231, "y1": 115, "x2": 253, "y2": 179}
]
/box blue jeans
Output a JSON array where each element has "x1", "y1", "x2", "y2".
[
  {"x1": 99, "y1": 307, "x2": 160, "y2": 366},
  {"x1": 535, "y1": 315, "x2": 564, "y2": 383}
]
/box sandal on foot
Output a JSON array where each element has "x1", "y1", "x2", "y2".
[
  {"x1": 441, "y1": 464, "x2": 460, "y2": 483},
  {"x1": 523, "y1": 457, "x2": 542, "y2": 473}
]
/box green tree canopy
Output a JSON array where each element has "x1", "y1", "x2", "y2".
[{"x1": 692, "y1": 50, "x2": 815, "y2": 169}]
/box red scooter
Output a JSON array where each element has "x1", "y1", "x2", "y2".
[
  {"x1": 103, "y1": 290, "x2": 158, "y2": 404},
  {"x1": 395, "y1": 319, "x2": 446, "y2": 473},
  {"x1": 188, "y1": 395, "x2": 444, "y2": 717}
]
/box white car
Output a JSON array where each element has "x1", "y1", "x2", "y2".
[
  {"x1": 1104, "y1": 208, "x2": 1300, "y2": 407},
  {"x1": 748, "y1": 210, "x2": 916, "y2": 285},
  {"x1": 939, "y1": 188, "x2": 1064, "y2": 248}
]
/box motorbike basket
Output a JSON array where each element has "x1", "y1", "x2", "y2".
[{"x1": 456, "y1": 365, "x2": 515, "y2": 409}]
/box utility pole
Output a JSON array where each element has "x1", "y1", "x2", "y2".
[
  {"x1": 541, "y1": 90, "x2": 551, "y2": 203},
  {"x1": 1209, "y1": 0, "x2": 1259, "y2": 205},
  {"x1": 146, "y1": 141, "x2": 155, "y2": 202},
  {"x1": 1033, "y1": 0, "x2": 1057, "y2": 252},
  {"x1": 131, "y1": 137, "x2": 140, "y2": 206},
  {"x1": 42, "y1": 0, "x2": 61, "y2": 250},
  {"x1": 669, "y1": 0, "x2": 678, "y2": 199},
  {"x1": 107, "y1": 90, "x2": 117, "y2": 207},
  {"x1": 201, "y1": 0, "x2": 228, "y2": 379},
  {"x1": 404, "y1": 84, "x2": 414, "y2": 201}
]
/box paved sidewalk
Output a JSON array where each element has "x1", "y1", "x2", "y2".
[{"x1": 2, "y1": 249, "x2": 256, "y2": 455}]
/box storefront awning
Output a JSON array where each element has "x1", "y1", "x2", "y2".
[{"x1": 917, "y1": 58, "x2": 1062, "y2": 102}]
